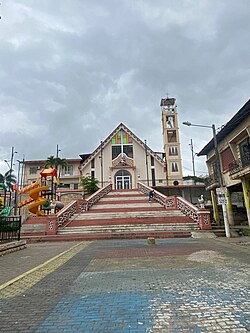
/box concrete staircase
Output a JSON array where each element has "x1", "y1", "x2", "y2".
[{"x1": 57, "y1": 189, "x2": 199, "y2": 240}]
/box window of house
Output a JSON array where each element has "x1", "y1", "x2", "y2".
[
  {"x1": 123, "y1": 145, "x2": 133, "y2": 158},
  {"x1": 221, "y1": 147, "x2": 235, "y2": 172},
  {"x1": 112, "y1": 146, "x2": 122, "y2": 159},
  {"x1": 111, "y1": 130, "x2": 133, "y2": 159},
  {"x1": 239, "y1": 137, "x2": 250, "y2": 167},
  {"x1": 151, "y1": 156, "x2": 154, "y2": 166},
  {"x1": 169, "y1": 146, "x2": 178, "y2": 156},
  {"x1": 91, "y1": 170, "x2": 95, "y2": 178},
  {"x1": 91, "y1": 159, "x2": 95, "y2": 168},
  {"x1": 151, "y1": 168, "x2": 156, "y2": 186},
  {"x1": 167, "y1": 130, "x2": 177, "y2": 143},
  {"x1": 62, "y1": 165, "x2": 73, "y2": 176},
  {"x1": 166, "y1": 116, "x2": 175, "y2": 128},
  {"x1": 171, "y1": 162, "x2": 179, "y2": 172},
  {"x1": 29, "y1": 167, "x2": 38, "y2": 174}
]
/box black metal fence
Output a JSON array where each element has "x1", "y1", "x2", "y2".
[{"x1": 0, "y1": 216, "x2": 21, "y2": 242}]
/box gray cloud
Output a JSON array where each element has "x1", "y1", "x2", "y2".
[{"x1": 0, "y1": 0, "x2": 249, "y2": 177}]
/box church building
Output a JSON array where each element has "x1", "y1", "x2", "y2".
[
  {"x1": 22, "y1": 97, "x2": 184, "y2": 192},
  {"x1": 79, "y1": 97, "x2": 183, "y2": 189}
]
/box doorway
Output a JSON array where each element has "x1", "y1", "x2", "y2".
[{"x1": 115, "y1": 170, "x2": 132, "y2": 190}]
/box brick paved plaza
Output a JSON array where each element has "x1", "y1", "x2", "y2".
[{"x1": 0, "y1": 238, "x2": 250, "y2": 332}]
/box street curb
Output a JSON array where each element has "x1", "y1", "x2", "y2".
[{"x1": 0, "y1": 240, "x2": 27, "y2": 256}]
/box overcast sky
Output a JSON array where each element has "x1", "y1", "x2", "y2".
[{"x1": 0, "y1": 0, "x2": 249, "y2": 177}]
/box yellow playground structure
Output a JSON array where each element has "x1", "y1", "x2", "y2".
[{"x1": 18, "y1": 168, "x2": 62, "y2": 216}]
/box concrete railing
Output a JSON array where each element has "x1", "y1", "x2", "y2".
[
  {"x1": 85, "y1": 183, "x2": 112, "y2": 211},
  {"x1": 138, "y1": 182, "x2": 211, "y2": 230},
  {"x1": 56, "y1": 183, "x2": 112, "y2": 228}
]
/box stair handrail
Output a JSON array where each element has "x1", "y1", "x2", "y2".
[
  {"x1": 85, "y1": 183, "x2": 112, "y2": 211},
  {"x1": 57, "y1": 200, "x2": 79, "y2": 227},
  {"x1": 138, "y1": 182, "x2": 211, "y2": 230},
  {"x1": 56, "y1": 184, "x2": 112, "y2": 228},
  {"x1": 137, "y1": 182, "x2": 167, "y2": 206},
  {"x1": 176, "y1": 196, "x2": 211, "y2": 229}
]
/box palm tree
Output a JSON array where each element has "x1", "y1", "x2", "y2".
[
  {"x1": 45, "y1": 156, "x2": 68, "y2": 186},
  {"x1": 45, "y1": 156, "x2": 68, "y2": 170},
  {"x1": 80, "y1": 176, "x2": 99, "y2": 195},
  {"x1": 45, "y1": 156, "x2": 57, "y2": 168},
  {"x1": 0, "y1": 170, "x2": 17, "y2": 206},
  {"x1": 56, "y1": 158, "x2": 68, "y2": 183}
]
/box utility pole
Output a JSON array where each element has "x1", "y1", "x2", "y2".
[
  {"x1": 212, "y1": 124, "x2": 231, "y2": 238},
  {"x1": 183, "y1": 121, "x2": 231, "y2": 237},
  {"x1": 9, "y1": 146, "x2": 17, "y2": 207},
  {"x1": 14, "y1": 159, "x2": 23, "y2": 215},
  {"x1": 55, "y1": 145, "x2": 61, "y2": 201},
  {"x1": 100, "y1": 141, "x2": 103, "y2": 187},
  {"x1": 189, "y1": 139, "x2": 196, "y2": 177},
  {"x1": 144, "y1": 140, "x2": 149, "y2": 186}
]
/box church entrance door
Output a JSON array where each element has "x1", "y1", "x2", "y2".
[{"x1": 115, "y1": 171, "x2": 131, "y2": 190}]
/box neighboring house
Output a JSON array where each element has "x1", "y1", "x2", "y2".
[
  {"x1": 23, "y1": 159, "x2": 81, "y2": 190},
  {"x1": 79, "y1": 123, "x2": 169, "y2": 189},
  {"x1": 198, "y1": 99, "x2": 250, "y2": 226}
]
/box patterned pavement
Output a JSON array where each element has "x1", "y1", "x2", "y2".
[{"x1": 0, "y1": 238, "x2": 250, "y2": 332}]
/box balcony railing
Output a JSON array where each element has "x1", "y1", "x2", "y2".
[
  {"x1": 229, "y1": 153, "x2": 250, "y2": 176},
  {"x1": 204, "y1": 173, "x2": 219, "y2": 187}
]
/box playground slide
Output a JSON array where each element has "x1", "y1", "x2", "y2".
[
  {"x1": 18, "y1": 197, "x2": 34, "y2": 208},
  {"x1": 28, "y1": 185, "x2": 49, "y2": 216},
  {"x1": 19, "y1": 179, "x2": 40, "y2": 194}
]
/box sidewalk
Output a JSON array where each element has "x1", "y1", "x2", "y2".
[
  {"x1": 0, "y1": 241, "x2": 84, "y2": 285},
  {"x1": 0, "y1": 238, "x2": 249, "y2": 332}
]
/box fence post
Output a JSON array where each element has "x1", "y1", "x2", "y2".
[
  {"x1": 198, "y1": 211, "x2": 211, "y2": 230},
  {"x1": 46, "y1": 215, "x2": 58, "y2": 235}
]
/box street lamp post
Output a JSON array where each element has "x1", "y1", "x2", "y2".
[
  {"x1": 56, "y1": 144, "x2": 61, "y2": 167},
  {"x1": 183, "y1": 121, "x2": 231, "y2": 237},
  {"x1": 4, "y1": 146, "x2": 18, "y2": 207}
]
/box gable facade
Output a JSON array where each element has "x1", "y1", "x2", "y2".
[{"x1": 80, "y1": 123, "x2": 167, "y2": 189}]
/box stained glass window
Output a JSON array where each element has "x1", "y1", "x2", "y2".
[
  {"x1": 112, "y1": 130, "x2": 132, "y2": 145},
  {"x1": 111, "y1": 130, "x2": 133, "y2": 159}
]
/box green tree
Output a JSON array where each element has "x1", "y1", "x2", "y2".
[
  {"x1": 0, "y1": 170, "x2": 17, "y2": 192},
  {"x1": 80, "y1": 176, "x2": 99, "y2": 195},
  {"x1": 45, "y1": 155, "x2": 56, "y2": 168},
  {"x1": 45, "y1": 156, "x2": 68, "y2": 170},
  {"x1": 0, "y1": 170, "x2": 17, "y2": 206},
  {"x1": 45, "y1": 156, "x2": 68, "y2": 179}
]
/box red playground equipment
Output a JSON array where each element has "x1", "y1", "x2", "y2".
[{"x1": 18, "y1": 168, "x2": 63, "y2": 216}]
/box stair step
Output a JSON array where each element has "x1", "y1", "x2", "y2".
[
  {"x1": 22, "y1": 188, "x2": 200, "y2": 240},
  {"x1": 22, "y1": 231, "x2": 192, "y2": 242},
  {"x1": 90, "y1": 202, "x2": 161, "y2": 209},
  {"x1": 98, "y1": 195, "x2": 148, "y2": 203},
  {"x1": 58, "y1": 223, "x2": 199, "y2": 235},
  {"x1": 68, "y1": 216, "x2": 194, "y2": 227},
  {"x1": 73, "y1": 210, "x2": 187, "y2": 220}
]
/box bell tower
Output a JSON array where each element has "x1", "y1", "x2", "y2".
[{"x1": 161, "y1": 97, "x2": 183, "y2": 185}]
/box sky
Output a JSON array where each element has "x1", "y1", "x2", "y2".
[{"x1": 0, "y1": 0, "x2": 249, "y2": 177}]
